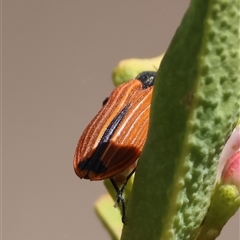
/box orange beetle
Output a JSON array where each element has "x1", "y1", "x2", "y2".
[{"x1": 73, "y1": 71, "x2": 156, "y2": 223}]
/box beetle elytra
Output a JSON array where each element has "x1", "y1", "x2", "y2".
[{"x1": 73, "y1": 71, "x2": 156, "y2": 223}]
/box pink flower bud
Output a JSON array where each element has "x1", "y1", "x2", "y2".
[
  {"x1": 216, "y1": 126, "x2": 240, "y2": 181},
  {"x1": 221, "y1": 150, "x2": 240, "y2": 191}
]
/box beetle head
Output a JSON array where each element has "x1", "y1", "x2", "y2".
[{"x1": 136, "y1": 71, "x2": 156, "y2": 89}]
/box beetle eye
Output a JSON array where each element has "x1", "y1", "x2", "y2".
[
  {"x1": 102, "y1": 97, "x2": 109, "y2": 106},
  {"x1": 136, "y1": 71, "x2": 156, "y2": 89}
]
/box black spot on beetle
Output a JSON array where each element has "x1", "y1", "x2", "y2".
[{"x1": 78, "y1": 142, "x2": 108, "y2": 174}]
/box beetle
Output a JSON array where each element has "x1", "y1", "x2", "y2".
[{"x1": 73, "y1": 71, "x2": 156, "y2": 223}]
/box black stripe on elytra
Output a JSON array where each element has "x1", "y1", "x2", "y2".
[{"x1": 78, "y1": 104, "x2": 130, "y2": 174}]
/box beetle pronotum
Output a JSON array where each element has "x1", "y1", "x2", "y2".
[{"x1": 73, "y1": 71, "x2": 156, "y2": 223}]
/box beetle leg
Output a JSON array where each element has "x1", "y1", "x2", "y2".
[
  {"x1": 110, "y1": 168, "x2": 136, "y2": 224},
  {"x1": 102, "y1": 97, "x2": 109, "y2": 106},
  {"x1": 110, "y1": 178, "x2": 127, "y2": 224},
  {"x1": 119, "y1": 168, "x2": 136, "y2": 193}
]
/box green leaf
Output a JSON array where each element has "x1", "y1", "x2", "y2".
[
  {"x1": 121, "y1": 0, "x2": 240, "y2": 240},
  {"x1": 95, "y1": 194, "x2": 122, "y2": 240},
  {"x1": 195, "y1": 183, "x2": 240, "y2": 240}
]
